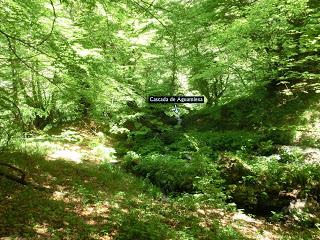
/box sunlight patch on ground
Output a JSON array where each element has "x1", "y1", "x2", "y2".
[
  {"x1": 45, "y1": 142, "x2": 118, "y2": 164},
  {"x1": 196, "y1": 208, "x2": 282, "y2": 240},
  {"x1": 28, "y1": 128, "x2": 119, "y2": 164},
  {"x1": 232, "y1": 212, "x2": 258, "y2": 223},
  {"x1": 278, "y1": 145, "x2": 320, "y2": 165},
  {"x1": 52, "y1": 189, "x2": 69, "y2": 201},
  {"x1": 230, "y1": 211, "x2": 281, "y2": 240},
  {"x1": 75, "y1": 201, "x2": 110, "y2": 225},
  {"x1": 303, "y1": 147, "x2": 320, "y2": 164},
  {"x1": 47, "y1": 149, "x2": 83, "y2": 163},
  {"x1": 33, "y1": 223, "x2": 50, "y2": 237}
]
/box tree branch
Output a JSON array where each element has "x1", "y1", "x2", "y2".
[
  {"x1": 129, "y1": 0, "x2": 171, "y2": 34},
  {"x1": 0, "y1": 29, "x2": 57, "y2": 60},
  {"x1": 36, "y1": 0, "x2": 57, "y2": 47},
  {"x1": 3, "y1": 35, "x2": 73, "y2": 96}
]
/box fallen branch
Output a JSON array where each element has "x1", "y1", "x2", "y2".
[
  {"x1": 0, "y1": 162, "x2": 52, "y2": 192},
  {"x1": 0, "y1": 162, "x2": 27, "y2": 185},
  {"x1": 0, "y1": 171, "x2": 27, "y2": 185},
  {"x1": 0, "y1": 162, "x2": 26, "y2": 182}
]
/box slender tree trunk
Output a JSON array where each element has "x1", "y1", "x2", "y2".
[
  {"x1": 206, "y1": 96, "x2": 213, "y2": 106},
  {"x1": 9, "y1": 40, "x2": 25, "y2": 129},
  {"x1": 170, "y1": 33, "x2": 177, "y2": 95},
  {"x1": 10, "y1": 40, "x2": 19, "y2": 107}
]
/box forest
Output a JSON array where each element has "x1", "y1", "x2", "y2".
[{"x1": 0, "y1": 0, "x2": 320, "y2": 239}]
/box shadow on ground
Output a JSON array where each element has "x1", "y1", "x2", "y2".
[{"x1": 0, "y1": 151, "x2": 248, "y2": 240}]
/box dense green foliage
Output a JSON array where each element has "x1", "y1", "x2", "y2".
[{"x1": 1, "y1": 0, "x2": 320, "y2": 239}]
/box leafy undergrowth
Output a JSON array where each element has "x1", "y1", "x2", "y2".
[
  {"x1": 118, "y1": 126, "x2": 320, "y2": 239},
  {"x1": 0, "y1": 128, "x2": 319, "y2": 239}
]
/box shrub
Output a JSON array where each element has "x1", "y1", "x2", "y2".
[
  {"x1": 122, "y1": 151, "x2": 141, "y2": 170},
  {"x1": 278, "y1": 147, "x2": 304, "y2": 163},
  {"x1": 114, "y1": 210, "x2": 174, "y2": 240},
  {"x1": 222, "y1": 152, "x2": 320, "y2": 216},
  {"x1": 131, "y1": 153, "x2": 224, "y2": 198},
  {"x1": 189, "y1": 131, "x2": 275, "y2": 154},
  {"x1": 264, "y1": 128, "x2": 295, "y2": 145},
  {"x1": 256, "y1": 140, "x2": 275, "y2": 155}
]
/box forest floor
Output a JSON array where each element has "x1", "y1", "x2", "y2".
[{"x1": 0, "y1": 126, "x2": 319, "y2": 240}]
